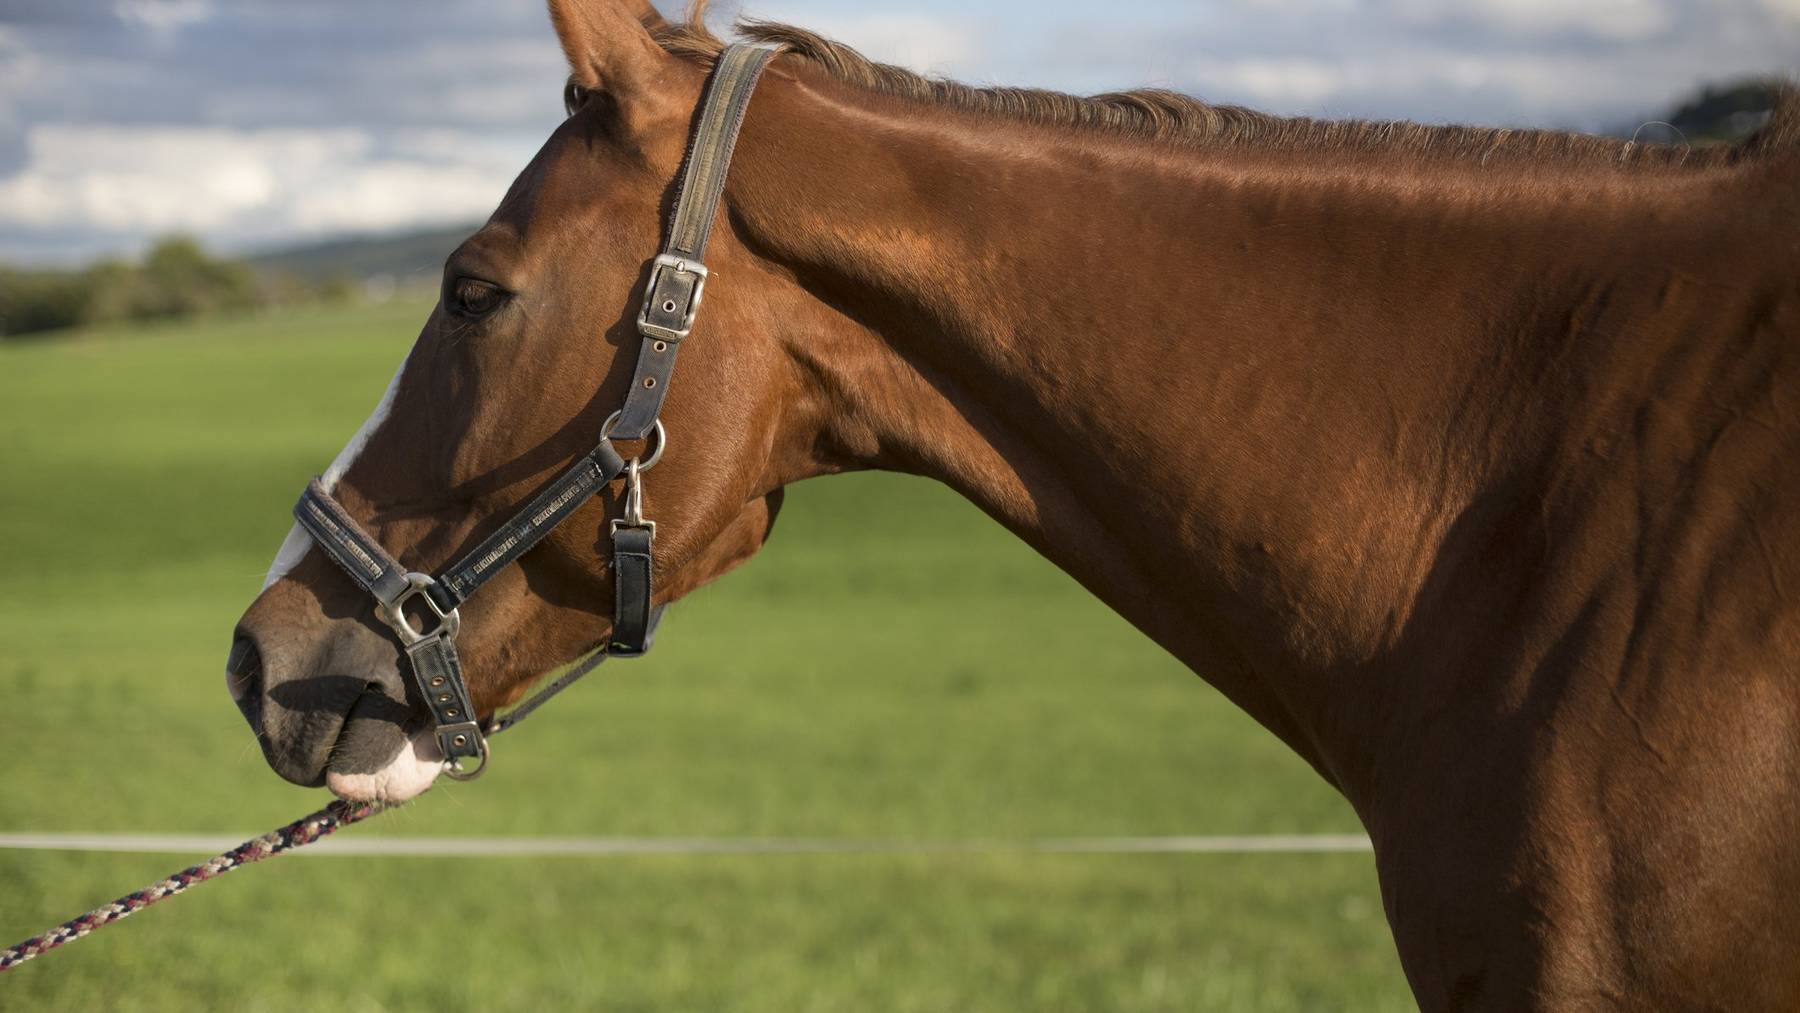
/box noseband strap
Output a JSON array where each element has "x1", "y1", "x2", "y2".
[{"x1": 289, "y1": 43, "x2": 777, "y2": 778}]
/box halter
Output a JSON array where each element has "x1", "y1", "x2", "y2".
[{"x1": 291, "y1": 44, "x2": 777, "y2": 780}]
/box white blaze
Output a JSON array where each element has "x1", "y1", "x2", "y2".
[
  {"x1": 260, "y1": 357, "x2": 408, "y2": 590},
  {"x1": 253, "y1": 351, "x2": 446, "y2": 803}
]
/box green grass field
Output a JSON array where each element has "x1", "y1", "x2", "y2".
[{"x1": 0, "y1": 302, "x2": 1412, "y2": 1010}]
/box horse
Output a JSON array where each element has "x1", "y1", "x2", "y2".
[{"x1": 227, "y1": 0, "x2": 1800, "y2": 1006}]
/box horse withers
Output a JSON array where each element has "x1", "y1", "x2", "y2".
[{"x1": 228, "y1": 0, "x2": 1800, "y2": 1006}]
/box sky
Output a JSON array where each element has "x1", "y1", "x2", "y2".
[{"x1": 0, "y1": 0, "x2": 1794, "y2": 265}]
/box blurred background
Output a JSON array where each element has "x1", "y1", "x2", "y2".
[{"x1": 0, "y1": 2, "x2": 1793, "y2": 1010}]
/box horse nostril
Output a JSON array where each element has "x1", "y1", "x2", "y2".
[
  {"x1": 226, "y1": 630, "x2": 264, "y2": 723},
  {"x1": 227, "y1": 630, "x2": 261, "y2": 681}
]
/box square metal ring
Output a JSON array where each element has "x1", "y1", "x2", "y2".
[{"x1": 375, "y1": 572, "x2": 461, "y2": 646}]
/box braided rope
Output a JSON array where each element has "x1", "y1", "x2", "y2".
[
  {"x1": 2, "y1": 649, "x2": 607, "y2": 975},
  {"x1": 1, "y1": 799, "x2": 383, "y2": 974}
]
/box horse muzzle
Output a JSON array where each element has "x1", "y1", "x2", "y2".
[{"x1": 226, "y1": 611, "x2": 417, "y2": 791}]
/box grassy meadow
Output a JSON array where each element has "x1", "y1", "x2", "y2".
[{"x1": 0, "y1": 301, "x2": 1412, "y2": 1010}]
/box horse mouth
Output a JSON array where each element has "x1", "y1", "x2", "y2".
[
  {"x1": 229, "y1": 627, "x2": 439, "y2": 800},
  {"x1": 253, "y1": 684, "x2": 444, "y2": 805},
  {"x1": 322, "y1": 711, "x2": 445, "y2": 804},
  {"x1": 258, "y1": 677, "x2": 426, "y2": 795}
]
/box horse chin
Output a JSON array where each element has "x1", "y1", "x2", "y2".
[
  {"x1": 326, "y1": 724, "x2": 444, "y2": 804},
  {"x1": 323, "y1": 689, "x2": 444, "y2": 804}
]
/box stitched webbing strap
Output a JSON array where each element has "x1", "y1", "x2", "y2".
[
  {"x1": 293, "y1": 478, "x2": 410, "y2": 606},
  {"x1": 611, "y1": 43, "x2": 776, "y2": 441},
  {"x1": 295, "y1": 481, "x2": 484, "y2": 765},
  {"x1": 610, "y1": 525, "x2": 657, "y2": 655},
  {"x1": 405, "y1": 634, "x2": 483, "y2": 760},
  {"x1": 668, "y1": 43, "x2": 774, "y2": 260},
  {"x1": 435, "y1": 441, "x2": 627, "y2": 607}
]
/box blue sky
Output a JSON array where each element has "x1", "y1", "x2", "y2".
[{"x1": 1, "y1": 0, "x2": 1794, "y2": 265}]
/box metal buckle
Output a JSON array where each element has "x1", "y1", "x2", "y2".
[
  {"x1": 636, "y1": 253, "x2": 709, "y2": 343},
  {"x1": 440, "y1": 723, "x2": 490, "y2": 781},
  {"x1": 375, "y1": 572, "x2": 461, "y2": 647},
  {"x1": 609, "y1": 457, "x2": 656, "y2": 541}
]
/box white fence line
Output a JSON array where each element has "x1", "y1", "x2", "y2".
[{"x1": 0, "y1": 832, "x2": 1372, "y2": 858}]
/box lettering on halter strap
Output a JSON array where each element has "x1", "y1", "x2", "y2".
[
  {"x1": 303, "y1": 499, "x2": 385, "y2": 581},
  {"x1": 454, "y1": 462, "x2": 600, "y2": 593}
]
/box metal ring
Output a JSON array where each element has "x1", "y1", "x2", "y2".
[
  {"x1": 441, "y1": 734, "x2": 490, "y2": 781},
  {"x1": 600, "y1": 411, "x2": 667, "y2": 471}
]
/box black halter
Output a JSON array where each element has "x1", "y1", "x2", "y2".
[{"x1": 291, "y1": 44, "x2": 777, "y2": 780}]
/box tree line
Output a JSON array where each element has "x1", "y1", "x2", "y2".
[{"x1": 0, "y1": 236, "x2": 354, "y2": 340}]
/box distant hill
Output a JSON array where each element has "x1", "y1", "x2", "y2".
[
  {"x1": 1664, "y1": 80, "x2": 1781, "y2": 144},
  {"x1": 245, "y1": 223, "x2": 479, "y2": 288},
  {"x1": 1615, "y1": 78, "x2": 1781, "y2": 145}
]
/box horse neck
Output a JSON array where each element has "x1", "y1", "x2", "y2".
[{"x1": 724, "y1": 70, "x2": 1737, "y2": 801}]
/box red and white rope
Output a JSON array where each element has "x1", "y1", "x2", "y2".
[
  {"x1": 1, "y1": 799, "x2": 383, "y2": 974},
  {"x1": 2, "y1": 651, "x2": 603, "y2": 973}
]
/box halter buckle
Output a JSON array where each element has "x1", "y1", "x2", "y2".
[
  {"x1": 637, "y1": 253, "x2": 709, "y2": 343},
  {"x1": 375, "y1": 572, "x2": 461, "y2": 647}
]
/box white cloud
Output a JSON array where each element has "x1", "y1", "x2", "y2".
[
  {"x1": 1760, "y1": 0, "x2": 1800, "y2": 21},
  {"x1": 822, "y1": 12, "x2": 978, "y2": 73},
  {"x1": 740, "y1": 5, "x2": 982, "y2": 75},
  {"x1": 0, "y1": 27, "x2": 38, "y2": 104},
  {"x1": 113, "y1": 0, "x2": 215, "y2": 35},
  {"x1": 0, "y1": 125, "x2": 524, "y2": 252},
  {"x1": 282, "y1": 159, "x2": 512, "y2": 236},
  {"x1": 1390, "y1": 0, "x2": 1673, "y2": 40},
  {"x1": 1184, "y1": 48, "x2": 1715, "y2": 124},
  {"x1": 1232, "y1": 0, "x2": 1363, "y2": 11},
  {"x1": 2, "y1": 0, "x2": 1795, "y2": 266},
  {"x1": 1198, "y1": 57, "x2": 1357, "y2": 106},
  {"x1": 377, "y1": 38, "x2": 570, "y2": 123}
]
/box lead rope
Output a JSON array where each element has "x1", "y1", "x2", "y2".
[
  {"x1": 0, "y1": 800, "x2": 379, "y2": 974},
  {"x1": 0, "y1": 645, "x2": 609, "y2": 975}
]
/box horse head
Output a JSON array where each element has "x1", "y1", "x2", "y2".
[{"x1": 228, "y1": 0, "x2": 826, "y2": 803}]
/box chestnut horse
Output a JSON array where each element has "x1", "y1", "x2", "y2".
[{"x1": 229, "y1": 0, "x2": 1800, "y2": 1006}]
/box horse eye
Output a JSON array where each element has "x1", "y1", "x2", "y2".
[
  {"x1": 449, "y1": 277, "x2": 506, "y2": 319},
  {"x1": 563, "y1": 81, "x2": 588, "y2": 116}
]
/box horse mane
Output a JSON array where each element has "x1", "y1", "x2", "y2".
[{"x1": 655, "y1": 2, "x2": 1797, "y2": 171}]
